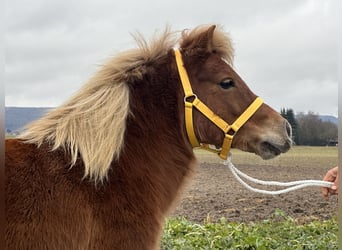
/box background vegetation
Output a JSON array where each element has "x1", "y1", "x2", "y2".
[{"x1": 280, "y1": 109, "x2": 337, "y2": 146}]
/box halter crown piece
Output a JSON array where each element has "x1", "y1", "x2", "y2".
[{"x1": 174, "y1": 48, "x2": 263, "y2": 159}]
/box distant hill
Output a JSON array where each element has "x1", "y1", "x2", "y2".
[
  {"x1": 5, "y1": 107, "x2": 51, "y2": 133},
  {"x1": 319, "y1": 115, "x2": 338, "y2": 125},
  {"x1": 5, "y1": 107, "x2": 338, "y2": 134}
]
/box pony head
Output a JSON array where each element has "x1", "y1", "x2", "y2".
[{"x1": 178, "y1": 25, "x2": 292, "y2": 159}]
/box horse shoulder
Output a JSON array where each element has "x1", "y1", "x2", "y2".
[{"x1": 5, "y1": 139, "x2": 93, "y2": 249}]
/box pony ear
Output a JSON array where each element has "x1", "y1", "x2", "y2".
[
  {"x1": 199, "y1": 25, "x2": 216, "y2": 52},
  {"x1": 181, "y1": 25, "x2": 217, "y2": 53}
]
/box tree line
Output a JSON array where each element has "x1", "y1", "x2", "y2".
[{"x1": 280, "y1": 108, "x2": 338, "y2": 146}]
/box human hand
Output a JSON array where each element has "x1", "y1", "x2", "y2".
[{"x1": 322, "y1": 166, "x2": 338, "y2": 201}]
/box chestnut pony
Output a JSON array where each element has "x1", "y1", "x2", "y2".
[{"x1": 5, "y1": 25, "x2": 292, "y2": 249}]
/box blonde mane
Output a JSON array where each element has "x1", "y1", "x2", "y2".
[{"x1": 20, "y1": 25, "x2": 234, "y2": 182}]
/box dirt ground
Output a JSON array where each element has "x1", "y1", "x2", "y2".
[{"x1": 172, "y1": 162, "x2": 338, "y2": 223}]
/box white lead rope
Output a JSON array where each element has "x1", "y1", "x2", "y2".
[{"x1": 223, "y1": 154, "x2": 333, "y2": 195}]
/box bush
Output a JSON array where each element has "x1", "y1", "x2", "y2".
[{"x1": 161, "y1": 210, "x2": 337, "y2": 249}]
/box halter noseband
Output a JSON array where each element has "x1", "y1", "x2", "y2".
[{"x1": 174, "y1": 48, "x2": 263, "y2": 159}]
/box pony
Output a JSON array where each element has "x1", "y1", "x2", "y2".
[{"x1": 5, "y1": 25, "x2": 292, "y2": 249}]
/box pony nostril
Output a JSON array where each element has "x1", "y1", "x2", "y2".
[{"x1": 285, "y1": 120, "x2": 292, "y2": 138}]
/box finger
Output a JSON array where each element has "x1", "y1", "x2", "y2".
[
  {"x1": 323, "y1": 170, "x2": 336, "y2": 182},
  {"x1": 322, "y1": 187, "x2": 329, "y2": 201},
  {"x1": 329, "y1": 187, "x2": 338, "y2": 195}
]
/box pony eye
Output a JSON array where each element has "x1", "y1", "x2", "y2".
[{"x1": 219, "y1": 78, "x2": 234, "y2": 89}]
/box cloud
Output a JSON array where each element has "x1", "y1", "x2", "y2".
[
  {"x1": 231, "y1": 0, "x2": 337, "y2": 115},
  {"x1": 5, "y1": 0, "x2": 338, "y2": 116}
]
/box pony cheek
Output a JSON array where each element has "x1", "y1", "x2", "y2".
[
  {"x1": 230, "y1": 127, "x2": 257, "y2": 152},
  {"x1": 195, "y1": 118, "x2": 224, "y2": 146}
]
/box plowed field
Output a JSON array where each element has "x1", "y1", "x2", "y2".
[{"x1": 172, "y1": 147, "x2": 338, "y2": 223}]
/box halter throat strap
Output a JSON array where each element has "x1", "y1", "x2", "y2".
[{"x1": 174, "y1": 48, "x2": 263, "y2": 159}]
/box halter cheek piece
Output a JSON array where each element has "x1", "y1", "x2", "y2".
[{"x1": 174, "y1": 48, "x2": 263, "y2": 160}]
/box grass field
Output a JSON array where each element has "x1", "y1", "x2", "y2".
[
  {"x1": 195, "y1": 146, "x2": 338, "y2": 168},
  {"x1": 161, "y1": 212, "x2": 337, "y2": 249}
]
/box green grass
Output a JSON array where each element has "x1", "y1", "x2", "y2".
[
  {"x1": 195, "y1": 146, "x2": 338, "y2": 168},
  {"x1": 161, "y1": 210, "x2": 338, "y2": 249}
]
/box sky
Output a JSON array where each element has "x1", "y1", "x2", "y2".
[{"x1": 5, "y1": 0, "x2": 338, "y2": 116}]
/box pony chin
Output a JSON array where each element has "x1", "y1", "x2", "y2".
[
  {"x1": 258, "y1": 148, "x2": 281, "y2": 160},
  {"x1": 257, "y1": 137, "x2": 292, "y2": 160}
]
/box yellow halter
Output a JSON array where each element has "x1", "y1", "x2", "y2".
[{"x1": 174, "y1": 48, "x2": 263, "y2": 159}]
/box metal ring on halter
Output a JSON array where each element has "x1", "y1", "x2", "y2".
[{"x1": 184, "y1": 94, "x2": 198, "y2": 103}]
